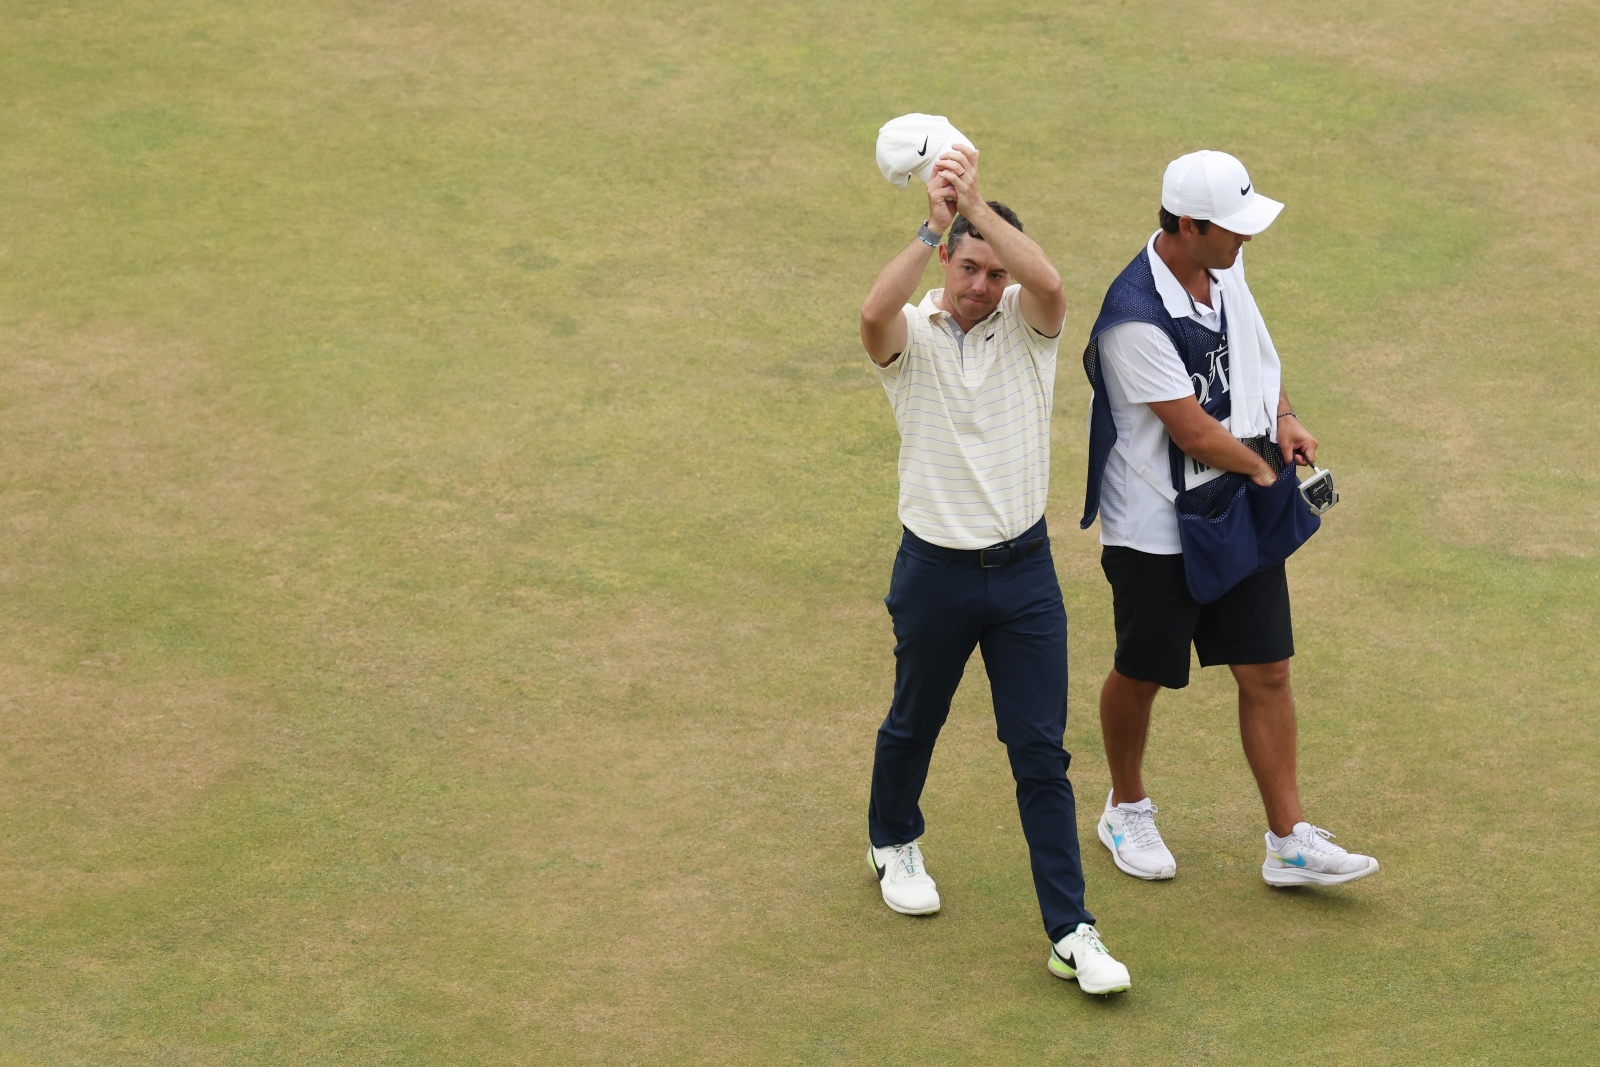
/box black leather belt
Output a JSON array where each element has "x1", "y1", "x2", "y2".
[
  {"x1": 901, "y1": 520, "x2": 1050, "y2": 569},
  {"x1": 979, "y1": 537, "x2": 1046, "y2": 568}
]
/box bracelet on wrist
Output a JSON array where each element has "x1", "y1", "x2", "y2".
[
  {"x1": 1277, "y1": 410, "x2": 1296, "y2": 420},
  {"x1": 916, "y1": 221, "x2": 943, "y2": 248}
]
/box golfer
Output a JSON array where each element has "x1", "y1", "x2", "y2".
[
  {"x1": 1080, "y1": 150, "x2": 1380, "y2": 886},
  {"x1": 859, "y1": 144, "x2": 1129, "y2": 995}
]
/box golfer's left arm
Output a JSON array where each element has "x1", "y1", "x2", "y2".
[
  {"x1": 1275, "y1": 385, "x2": 1318, "y2": 466},
  {"x1": 935, "y1": 147, "x2": 1065, "y2": 338}
]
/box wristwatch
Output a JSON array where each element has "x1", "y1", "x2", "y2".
[{"x1": 916, "y1": 221, "x2": 943, "y2": 248}]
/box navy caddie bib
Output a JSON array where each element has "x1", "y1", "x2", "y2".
[{"x1": 1079, "y1": 247, "x2": 1231, "y2": 530}]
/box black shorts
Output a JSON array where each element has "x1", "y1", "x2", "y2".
[{"x1": 1100, "y1": 545, "x2": 1294, "y2": 690}]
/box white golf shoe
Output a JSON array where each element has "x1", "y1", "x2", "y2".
[
  {"x1": 1048, "y1": 923, "x2": 1131, "y2": 995},
  {"x1": 868, "y1": 841, "x2": 940, "y2": 915},
  {"x1": 1097, "y1": 790, "x2": 1176, "y2": 880},
  {"x1": 1262, "y1": 822, "x2": 1379, "y2": 886}
]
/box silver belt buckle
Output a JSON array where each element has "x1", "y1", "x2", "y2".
[{"x1": 979, "y1": 543, "x2": 1010, "y2": 568}]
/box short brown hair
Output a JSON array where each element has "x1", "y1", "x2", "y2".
[
  {"x1": 1159, "y1": 206, "x2": 1210, "y2": 235},
  {"x1": 947, "y1": 201, "x2": 1023, "y2": 256}
]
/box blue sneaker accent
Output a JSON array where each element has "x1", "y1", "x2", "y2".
[
  {"x1": 1276, "y1": 853, "x2": 1307, "y2": 868},
  {"x1": 1106, "y1": 819, "x2": 1123, "y2": 848}
]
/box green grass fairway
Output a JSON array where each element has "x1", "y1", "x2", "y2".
[{"x1": 3, "y1": 1, "x2": 1598, "y2": 1063}]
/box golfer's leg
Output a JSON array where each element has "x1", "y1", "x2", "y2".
[
  {"x1": 982, "y1": 552, "x2": 1093, "y2": 942},
  {"x1": 1100, "y1": 671, "x2": 1161, "y2": 805},
  {"x1": 1231, "y1": 660, "x2": 1304, "y2": 838},
  {"x1": 868, "y1": 549, "x2": 982, "y2": 847}
]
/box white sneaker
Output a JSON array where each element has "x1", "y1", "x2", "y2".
[
  {"x1": 1097, "y1": 790, "x2": 1176, "y2": 880},
  {"x1": 868, "y1": 841, "x2": 940, "y2": 915},
  {"x1": 1048, "y1": 923, "x2": 1131, "y2": 995},
  {"x1": 1263, "y1": 822, "x2": 1379, "y2": 886}
]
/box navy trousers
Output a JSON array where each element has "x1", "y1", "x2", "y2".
[{"x1": 868, "y1": 517, "x2": 1094, "y2": 942}]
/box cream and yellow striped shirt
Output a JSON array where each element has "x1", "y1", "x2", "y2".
[{"x1": 874, "y1": 284, "x2": 1059, "y2": 550}]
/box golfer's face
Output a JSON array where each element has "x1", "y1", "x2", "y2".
[{"x1": 943, "y1": 239, "x2": 1009, "y2": 320}]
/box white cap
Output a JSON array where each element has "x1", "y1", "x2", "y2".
[
  {"x1": 1161, "y1": 150, "x2": 1283, "y2": 235},
  {"x1": 876, "y1": 113, "x2": 975, "y2": 188}
]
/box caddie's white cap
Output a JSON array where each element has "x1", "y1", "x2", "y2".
[
  {"x1": 876, "y1": 113, "x2": 975, "y2": 188},
  {"x1": 1161, "y1": 150, "x2": 1283, "y2": 235}
]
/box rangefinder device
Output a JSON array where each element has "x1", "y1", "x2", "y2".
[{"x1": 1299, "y1": 466, "x2": 1338, "y2": 515}]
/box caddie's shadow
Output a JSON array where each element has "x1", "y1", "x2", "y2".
[{"x1": 1254, "y1": 883, "x2": 1379, "y2": 919}]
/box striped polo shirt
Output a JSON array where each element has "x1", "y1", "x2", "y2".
[{"x1": 874, "y1": 284, "x2": 1060, "y2": 550}]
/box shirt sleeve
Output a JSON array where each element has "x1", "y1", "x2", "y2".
[
  {"x1": 1097, "y1": 320, "x2": 1194, "y2": 404},
  {"x1": 1000, "y1": 284, "x2": 1061, "y2": 353}
]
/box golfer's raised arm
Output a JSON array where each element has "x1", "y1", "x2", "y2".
[
  {"x1": 861, "y1": 171, "x2": 958, "y2": 366},
  {"x1": 936, "y1": 147, "x2": 1065, "y2": 337},
  {"x1": 860, "y1": 241, "x2": 932, "y2": 367}
]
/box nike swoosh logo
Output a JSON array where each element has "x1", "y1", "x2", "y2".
[
  {"x1": 1240, "y1": 183, "x2": 1252, "y2": 196},
  {"x1": 1105, "y1": 820, "x2": 1123, "y2": 848},
  {"x1": 873, "y1": 858, "x2": 887, "y2": 880},
  {"x1": 1276, "y1": 853, "x2": 1307, "y2": 867},
  {"x1": 917, "y1": 136, "x2": 928, "y2": 157}
]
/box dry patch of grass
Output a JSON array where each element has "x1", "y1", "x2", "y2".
[{"x1": 1, "y1": 1, "x2": 1596, "y2": 1064}]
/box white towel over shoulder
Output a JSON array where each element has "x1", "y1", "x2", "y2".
[{"x1": 1219, "y1": 250, "x2": 1281, "y2": 443}]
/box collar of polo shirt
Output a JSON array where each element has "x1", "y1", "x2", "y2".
[{"x1": 1145, "y1": 231, "x2": 1225, "y2": 319}]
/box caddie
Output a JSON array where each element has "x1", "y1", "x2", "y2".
[
  {"x1": 1080, "y1": 149, "x2": 1380, "y2": 887},
  {"x1": 860, "y1": 126, "x2": 1130, "y2": 995}
]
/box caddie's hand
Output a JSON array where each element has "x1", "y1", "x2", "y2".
[
  {"x1": 1277, "y1": 415, "x2": 1318, "y2": 467},
  {"x1": 933, "y1": 144, "x2": 982, "y2": 216},
  {"x1": 925, "y1": 169, "x2": 958, "y2": 233},
  {"x1": 1250, "y1": 461, "x2": 1277, "y2": 488}
]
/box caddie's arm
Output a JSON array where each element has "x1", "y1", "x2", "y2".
[
  {"x1": 1146, "y1": 397, "x2": 1278, "y2": 488},
  {"x1": 934, "y1": 145, "x2": 1066, "y2": 338},
  {"x1": 1275, "y1": 385, "x2": 1318, "y2": 466},
  {"x1": 860, "y1": 165, "x2": 961, "y2": 367}
]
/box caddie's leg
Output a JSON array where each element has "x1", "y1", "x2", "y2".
[
  {"x1": 1191, "y1": 561, "x2": 1301, "y2": 838},
  {"x1": 1099, "y1": 671, "x2": 1161, "y2": 805},
  {"x1": 868, "y1": 536, "x2": 984, "y2": 847},
  {"x1": 980, "y1": 536, "x2": 1093, "y2": 942},
  {"x1": 1097, "y1": 547, "x2": 1202, "y2": 805},
  {"x1": 1231, "y1": 660, "x2": 1304, "y2": 838}
]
